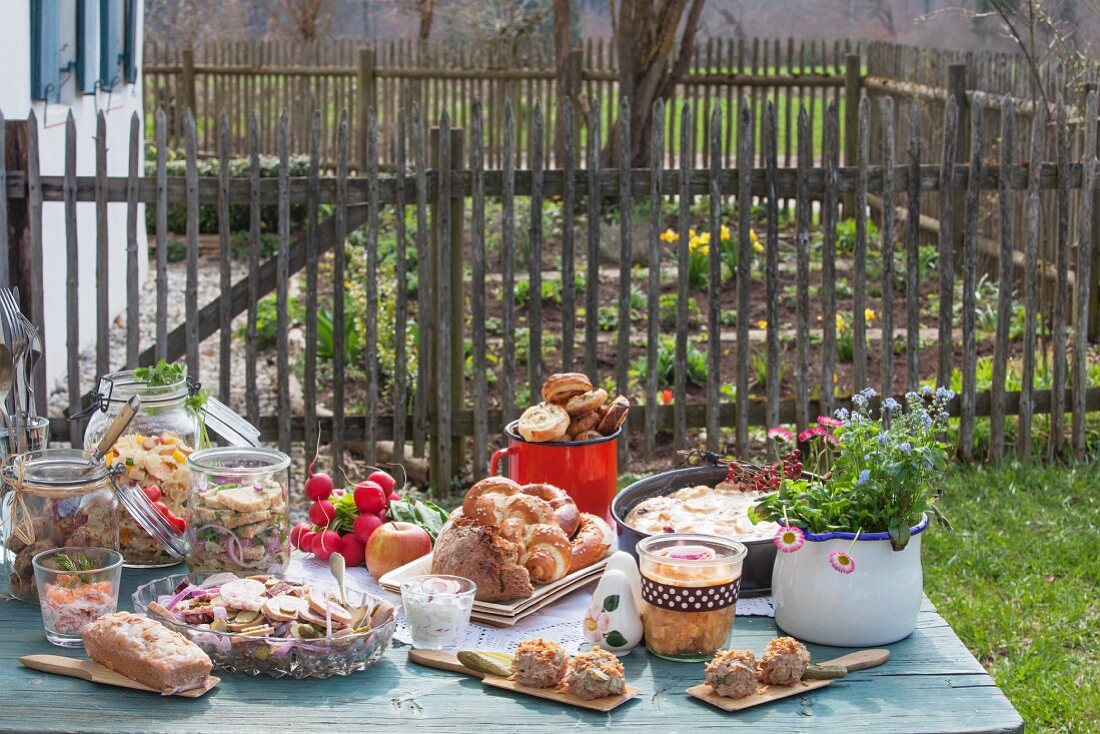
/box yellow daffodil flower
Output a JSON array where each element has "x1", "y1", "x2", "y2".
[
  {"x1": 749, "y1": 229, "x2": 759, "y2": 243},
  {"x1": 757, "y1": 319, "x2": 768, "y2": 330},
  {"x1": 835, "y1": 313, "x2": 847, "y2": 330},
  {"x1": 659, "y1": 228, "x2": 679, "y2": 243},
  {"x1": 865, "y1": 308, "x2": 877, "y2": 322},
  {"x1": 720, "y1": 225, "x2": 732, "y2": 241}
]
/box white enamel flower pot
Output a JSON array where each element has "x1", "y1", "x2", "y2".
[{"x1": 772, "y1": 515, "x2": 928, "y2": 647}]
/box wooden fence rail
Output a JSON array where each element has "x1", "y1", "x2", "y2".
[{"x1": 4, "y1": 91, "x2": 1099, "y2": 489}]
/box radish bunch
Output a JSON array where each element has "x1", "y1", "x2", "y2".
[{"x1": 291, "y1": 451, "x2": 400, "y2": 566}]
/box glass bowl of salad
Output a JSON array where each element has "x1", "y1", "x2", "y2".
[{"x1": 132, "y1": 572, "x2": 396, "y2": 678}]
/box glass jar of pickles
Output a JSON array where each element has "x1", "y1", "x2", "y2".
[
  {"x1": 637, "y1": 534, "x2": 747, "y2": 661},
  {"x1": 0, "y1": 450, "x2": 120, "y2": 602},
  {"x1": 84, "y1": 368, "x2": 200, "y2": 568},
  {"x1": 186, "y1": 447, "x2": 291, "y2": 575}
]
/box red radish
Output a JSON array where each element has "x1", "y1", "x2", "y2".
[
  {"x1": 290, "y1": 522, "x2": 311, "y2": 550},
  {"x1": 312, "y1": 530, "x2": 341, "y2": 560},
  {"x1": 367, "y1": 470, "x2": 396, "y2": 494},
  {"x1": 354, "y1": 481, "x2": 386, "y2": 514},
  {"x1": 352, "y1": 513, "x2": 383, "y2": 544},
  {"x1": 299, "y1": 530, "x2": 317, "y2": 552},
  {"x1": 142, "y1": 485, "x2": 162, "y2": 502},
  {"x1": 387, "y1": 491, "x2": 401, "y2": 503},
  {"x1": 338, "y1": 533, "x2": 366, "y2": 566},
  {"x1": 305, "y1": 473, "x2": 333, "y2": 501},
  {"x1": 304, "y1": 431, "x2": 334, "y2": 500},
  {"x1": 308, "y1": 500, "x2": 335, "y2": 526}
]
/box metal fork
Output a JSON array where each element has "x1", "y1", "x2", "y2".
[
  {"x1": 6, "y1": 288, "x2": 41, "y2": 417},
  {"x1": 0, "y1": 290, "x2": 28, "y2": 450}
]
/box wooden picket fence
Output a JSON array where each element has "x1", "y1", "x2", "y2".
[
  {"x1": 3, "y1": 87, "x2": 1099, "y2": 487},
  {"x1": 143, "y1": 36, "x2": 861, "y2": 169}
]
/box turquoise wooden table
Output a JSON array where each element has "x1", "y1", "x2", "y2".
[{"x1": 0, "y1": 567, "x2": 1023, "y2": 733}]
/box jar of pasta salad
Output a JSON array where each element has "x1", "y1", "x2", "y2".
[
  {"x1": 637, "y1": 534, "x2": 746, "y2": 662},
  {"x1": 0, "y1": 450, "x2": 120, "y2": 602},
  {"x1": 186, "y1": 447, "x2": 291, "y2": 574},
  {"x1": 84, "y1": 367, "x2": 201, "y2": 568}
]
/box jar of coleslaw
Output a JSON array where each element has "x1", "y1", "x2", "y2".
[{"x1": 186, "y1": 447, "x2": 291, "y2": 575}]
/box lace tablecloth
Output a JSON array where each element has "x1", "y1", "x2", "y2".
[{"x1": 289, "y1": 554, "x2": 775, "y2": 654}]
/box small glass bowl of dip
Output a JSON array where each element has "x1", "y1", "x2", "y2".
[{"x1": 400, "y1": 575, "x2": 477, "y2": 650}]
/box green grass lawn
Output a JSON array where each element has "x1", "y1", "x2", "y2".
[{"x1": 925, "y1": 462, "x2": 1100, "y2": 734}]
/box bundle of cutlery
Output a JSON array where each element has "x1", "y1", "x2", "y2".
[{"x1": 0, "y1": 287, "x2": 46, "y2": 457}]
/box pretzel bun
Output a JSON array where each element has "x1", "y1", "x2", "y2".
[
  {"x1": 597, "y1": 395, "x2": 631, "y2": 435},
  {"x1": 568, "y1": 513, "x2": 614, "y2": 572},
  {"x1": 566, "y1": 410, "x2": 601, "y2": 439},
  {"x1": 517, "y1": 403, "x2": 570, "y2": 443},
  {"x1": 463, "y1": 477, "x2": 522, "y2": 526},
  {"x1": 497, "y1": 493, "x2": 557, "y2": 526},
  {"x1": 541, "y1": 373, "x2": 593, "y2": 404},
  {"x1": 521, "y1": 483, "x2": 580, "y2": 537},
  {"x1": 516, "y1": 523, "x2": 573, "y2": 584},
  {"x1": 564, "y1": 388, "x2": 608, "y2": 417}
]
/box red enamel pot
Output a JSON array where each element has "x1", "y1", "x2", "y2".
[{"x1": 489, "y1": 421, "x2": 620, "y2": 525}]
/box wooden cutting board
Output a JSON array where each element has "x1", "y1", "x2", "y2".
[
  {"x1": 409, "y1": 649, "x2": 640, "y2": 712},
  {"x1": 20, "y1": 655, "x2": 220, "y2": 698},
  {"x1": 686, "y1": 648, "x2": 890, "y2": 711}
]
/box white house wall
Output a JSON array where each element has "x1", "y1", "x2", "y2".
[{"x1": 2, "y1": 1, "x2": 147, "y2": 396}]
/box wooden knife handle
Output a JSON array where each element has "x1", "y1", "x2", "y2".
[
  {"x1": 408, "y1": 649, "x2": 485, "y2": 679},
  {"x1": 821, "y1": 648, "x2": 891, "y2": 672}
]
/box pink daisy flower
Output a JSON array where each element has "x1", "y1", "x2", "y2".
[
  {"x1": 773, "y1": 526, "x2": 805, "y2": 553},
  {"x1": 822, "y1": 431, "x2": 841, "y2": 445},
  {"x1": 799, "y1": 426, "x2": 827, "y2": 442},
  {"x1": 829, "y1": 549, "x2": 856, "y2": 574},
  {"x1": 767, "y1": 426, "x2": 794, "y2": 443},
  {"x1": 817, "y1": 415, "x2": 844, "y2": 428}
]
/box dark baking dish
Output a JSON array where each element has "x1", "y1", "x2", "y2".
[{"x1": 611, "y1": 464, "x2": 777, "y2": 596}]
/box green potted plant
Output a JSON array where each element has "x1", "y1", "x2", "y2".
[{"x1": 751, "y1": 387, "x2": 953, "y2": 646}]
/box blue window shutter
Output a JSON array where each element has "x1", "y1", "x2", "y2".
[
  {"x1": 124, "y1": 0, "x2": 137, "y2": 83},
  {"x1": 77, "y1": 0, "x2": 97, "y2": 93},
  {"x1": 31, "y1": 0, "x2": 62, "y2": 102},
  {"x1": 99, "y1": 0, "x2": 120, "y2": 88}
]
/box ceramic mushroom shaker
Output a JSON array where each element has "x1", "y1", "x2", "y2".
[{"x1": 584, "y1": 567, "x2": 644, "y2": 656}]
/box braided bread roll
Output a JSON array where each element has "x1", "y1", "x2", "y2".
[{"x1": 517, "y1": 403, "x2": 570, "y2": 443}]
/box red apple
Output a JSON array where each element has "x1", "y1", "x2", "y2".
[{"x1": 366, "y1": 521, "x2": 431, "y2": 578}]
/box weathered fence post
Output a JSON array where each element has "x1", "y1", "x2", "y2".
[
  {"x1": 358, "y1": 48, "x2": 377, "y2": 172},
  {"x1": 842, "y1": 53, "x2": 861, "y2": 218},
  {"x1": 181, "y1": 48, "x2": 197, "y2": 125},
  {"x1": 1087, "y1": 83, "x2": 1100, "y2": 342},
  {"x1": 4, "y1": 120, "x2": 29, "y2": 299},
  {"x1": 428, "y1": 126, "x2": 466, "y2": 490},
  {"x1": 948, "y1": 62, "x2": 970, "y2": 267}
]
